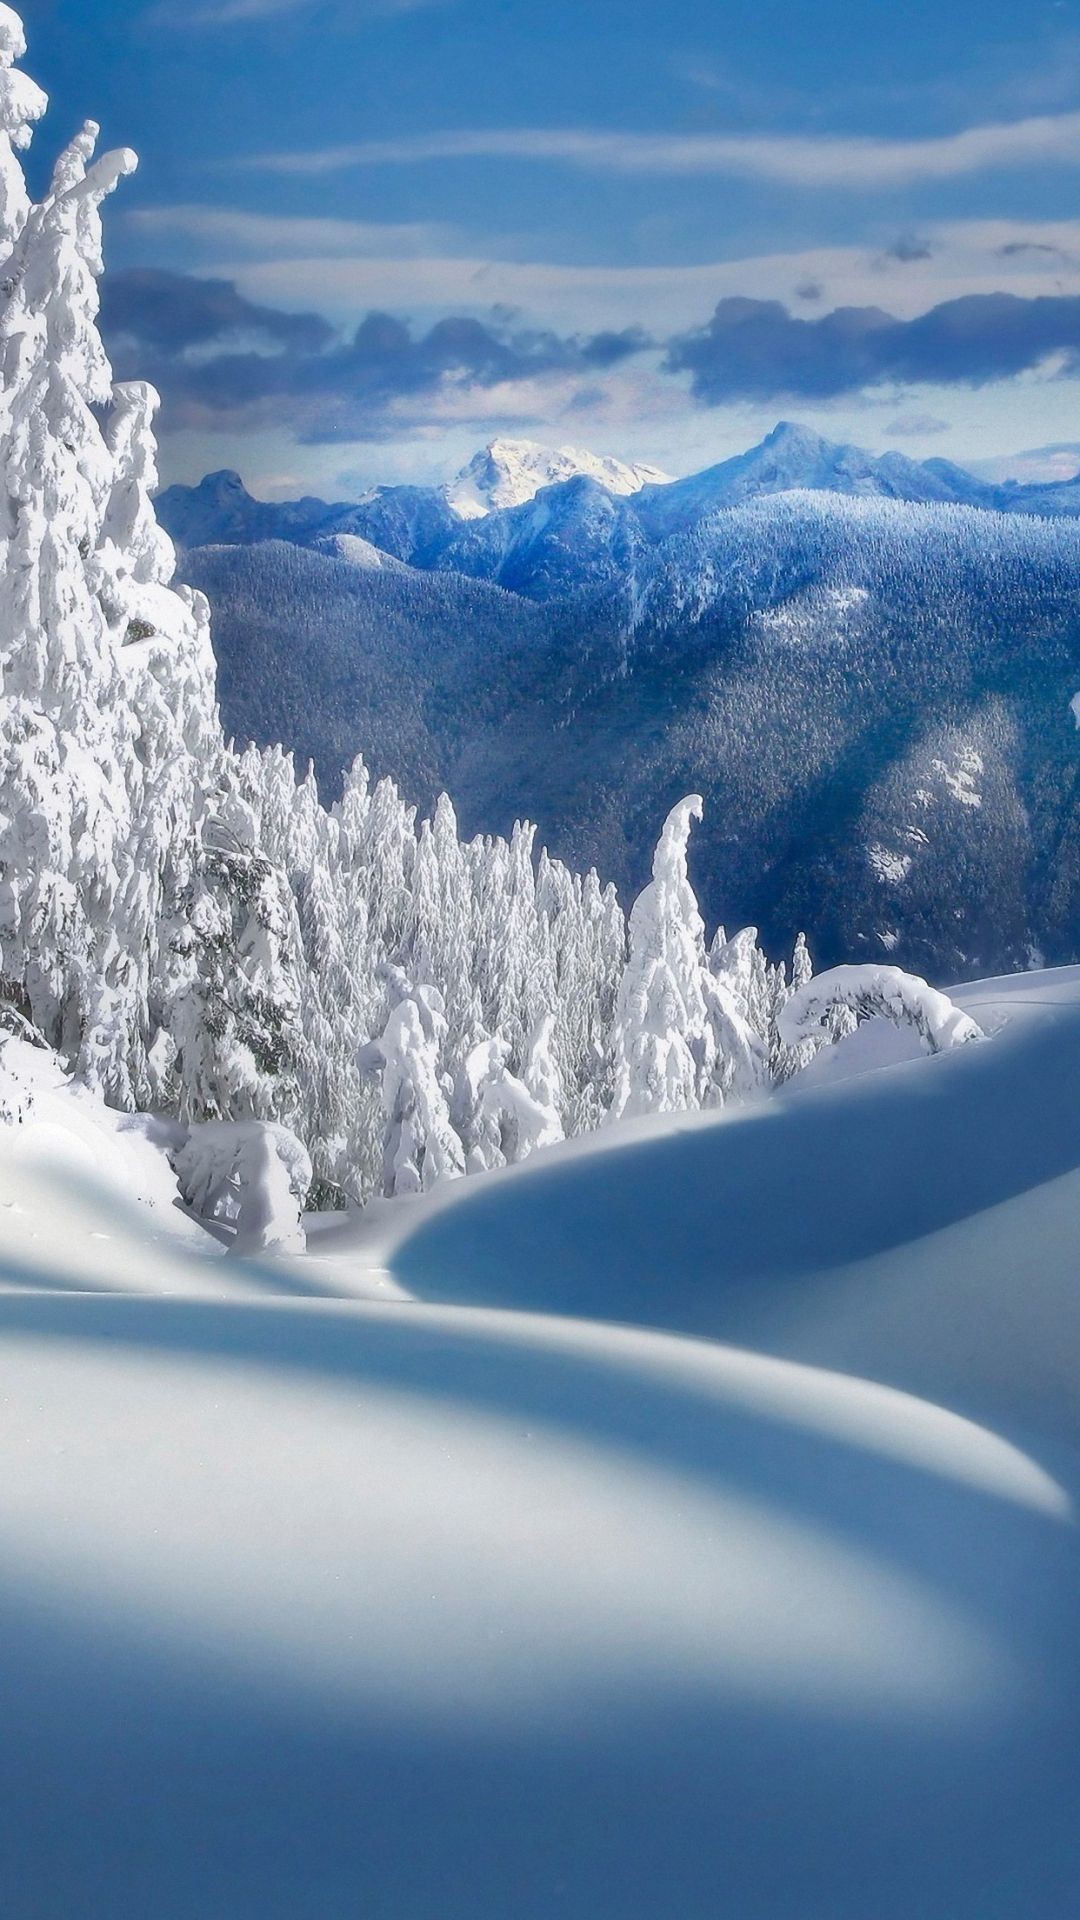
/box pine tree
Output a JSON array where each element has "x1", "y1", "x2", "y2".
[
  {"x1": 609, "y1": 797, "x2": 762, "y2": 1120},
  {"x1": 361, "y1": 973, "x2": 465, "y2": 1196}
]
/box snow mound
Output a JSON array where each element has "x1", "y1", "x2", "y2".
[{"x1": 312, "y1": 531, "x2": 404, "y2": 570}]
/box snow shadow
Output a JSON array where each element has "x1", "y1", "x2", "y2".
[
  {"x1": 0, "y1": 1289, "x2": 1072, "y2": 1681},
  {"x1": 0, "y1": 1293, "x2": 1078, "y2": 1920},
  {"x1": 1, "y1": 1557, "x2": 1078, "y2": 1920}
]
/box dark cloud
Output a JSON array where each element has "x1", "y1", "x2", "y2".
[
  {"x1": 996, "y1": 238, "x2": 1080, "y2": 270},
  {"x1": 880, "y1": 233, "x2": 933, "y2": 265},
  {"x1": 101, "y1": 269, "x2": 651, "y2": 442},
  {"x1": 101, "y1": 267, "x2": 334, "y2": 359},
  {"x1": 102, "y1": 267, "x2": 1080, "y2": 439},
  {"x1": 793, "y1": 279, "x2": 823, "y2": 303},
  {"x1": 666, "y1": 291, "x2": 1080, "y2": 403},
  {"x1": 579, "y1": 325, "x2": 654, "y2": 368}
]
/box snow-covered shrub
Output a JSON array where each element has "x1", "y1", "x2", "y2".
[
  {"x1": 170, "y1": 1118, "x2": 311, "y2": 1257},
  {"x1": 778, "y1": 963, "x2": 984, "y2": 1057}
]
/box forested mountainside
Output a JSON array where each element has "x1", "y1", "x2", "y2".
[{"x1": 184, "y1": 490, "x2": 1080, "y2": 982}]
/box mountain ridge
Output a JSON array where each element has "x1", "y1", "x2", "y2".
[{"x1": 157, "y1": 421, "x2": 1080, "y2": 603}]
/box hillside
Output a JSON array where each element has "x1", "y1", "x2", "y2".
[
  {"x1": 183, "y1": 539, "x2": 546, "y2": 804},
  {"x1": 183, "y1": 493, "x2": 1080, "y2": 982}
]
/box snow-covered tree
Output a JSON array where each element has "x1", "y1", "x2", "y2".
[
  {"x1": 361, "y1": 974, "x2": 465, "y2": 1197},
  {"x1": 171, "y1": 1118, "x2": 311, "y2": 1257},
  {"x1": 609, "y1": 797, "x2": 763, "y2": 1121},
  {"x1": 778, "y1": 963, "x2": 984, "y2": 1058},
  {"x1": 168, "y1": 819, "x2": 304, "y2": 1126},
  {"x1": 0, "y1": 5, "x2": 45, "y2": 250}
]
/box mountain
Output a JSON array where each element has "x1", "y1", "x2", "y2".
[
  {"x1": 159, "y1": 421, "x2": 1080, "y2": 607},
  {"x1": 434, "y1": 474, "x2": 651, "y2": 601},
  {"x1": 157, "y1": 435, "x2": 670, "y2": 570},
  {"x1": 634, "y1": 421, "x2": 993, "y2": 540},
  {"x1": 181, "y1": 539, "x2": 548, "y2": 807},
  {"x1": 158, "y1": 428, "x2": 1080, "y2": 988},
  {"x1": 181, "y1": 491, "x2": 1080, "y2": 985},
  {"x1": 443, "y1": 436, "x2": 670, "y2": 519},
  {"x1": 154, "y1": 468, "x2": 336, "y2": 549}
]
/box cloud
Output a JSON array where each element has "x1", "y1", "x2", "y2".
[
  {"x1": 101, "y1": 267, "x2": 334, "y2": 357},
  {"x1": 149, "y1": 0, "x2": 444, "y2": 25},
  {"x1": 240, "y1": 109, "x2": 1080, "y2": 188},
  {"x1": 880, "y1": 233, "x2": 934, "y2": 264},
  {"x1": 886, "y1": 411, "x2": 949, "y2": 437},
  {"x1": 101, "y1": 262, "x2": 1080, "y2": 455},
  {"x1": 666, "y1": 291, "x2": 1080, "y2": 403},
  {"x1": 100, "y1": 269, "x2": 652, "y2": 442},
  {"x1": 122, "y1": 205, "x2": 1080, "y2": 344},
  {"x1": 125, "y1": 204, "x2": 454, "y2": 258},
  {"x1": 145, "y1": 0, "x2": 311, "y2": 22}
]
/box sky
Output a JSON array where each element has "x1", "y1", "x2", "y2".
[{"x1": 22, "y1": 0, "x2": 1080, "y2": 494}]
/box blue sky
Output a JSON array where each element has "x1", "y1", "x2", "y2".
[{"x1": 23, "y1": 0, "x2": 1080, "y2": 492}]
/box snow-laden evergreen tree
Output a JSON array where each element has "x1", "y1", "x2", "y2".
[
  {"x1": 361, "y1": 972, "x2": 466, "y2": 1196},
  {"x1": 609, "y1": 797, "x2": 763, "y2": 1122},
  {"x1": 0, "y1": 7, "x2": 43, "y2": 250}
]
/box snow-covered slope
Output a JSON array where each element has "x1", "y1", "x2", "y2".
[
  {"x1": 2, "y1": 969, "x2": 1079, "y2": 1917},
  {"x1": 444, "y1": 436, "x2": 670, "y2": 519}
]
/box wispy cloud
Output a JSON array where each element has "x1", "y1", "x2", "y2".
[
  {"x1": 127, "y1": 205, "x2": 1080, "y2": 345},
  {"x1": 241, "y1": 111, "x2": 1080, "y2": 188},
  {"x1": 150, "y1": 0, "x2": 443, "y2": 27},
  {"x1": 149, "y1": 0, "x2": 310, "y2": 23},
  {"x1": 125, "y1": 203, "x2": 455, "y2": 258}
]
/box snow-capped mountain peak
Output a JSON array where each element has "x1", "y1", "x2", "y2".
[{"x1": 444, "y1": 437, "x2": 671, "y2": 519}]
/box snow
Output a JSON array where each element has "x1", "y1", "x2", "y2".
[
  {"x1": 778, "y1": 961, "x2": 984, "y2": 1055},
  {"x1": 170, "y1": 1118, "x2": 311, "y2": 1257},
  {"x1": 445, "y1": 436, "x2": 671, "y2": 519},
  {"x1": 312, "y1": 530, "x2": 402, "y2": 569},
  {"x1": 1, "y1": 13, "x2": 1078, "y2": 1914},
  {"x1": 867, "y1": 843, "x2": 912, "y2": 885},
  {"x1": 933, "y1": 747, "x2": 984, "y2": 807},
  {"x1": 2, "y1": 967, "x2": 1080, "y2": 1916}
]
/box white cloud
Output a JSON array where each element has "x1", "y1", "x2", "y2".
[
  {"x1": 151, "y1": 0, "x2": 310, "y2": 22},
  {"x1": 150, "y1": 0, "x2": 443, "y2": 26},
  {"x1": 240, "y1": 111, "x2": 1080, "y2": 188},
  {"x1": 125, "y1": 203, "x2": 455, "y2": 257}
]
